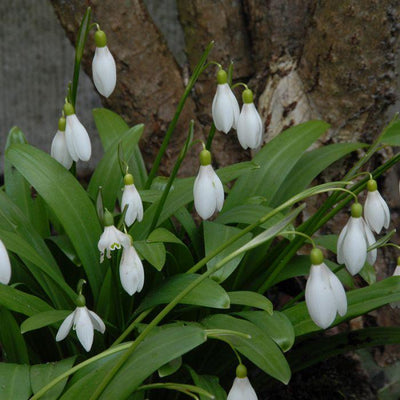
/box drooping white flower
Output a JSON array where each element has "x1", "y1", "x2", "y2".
[
  {"x1": 98, "y1": 210, "x2": 130, "y2": 262},
  {"x1": 237, "y1": 89, "x2": 263, "y2": 150},
  {"x1": 390, "y1": 259, "x2": 400, "y2": 308},
  {"x1": 364, "y1": 179, "x2": 390, "y2": 234},
  {"x1": 337, "y1": 203, "x2": 376, "y2": 276},
  {"x1": 193, "y1": 149, "x2": 224, "y2": 220},
  {"x1": 56, "y1": 304, "x2": 105, "y2": 352},
  {"x1": 121, "y1": 173, "x2": 143, "y2": 227},
  {"x1": 119, "y1": 242, "x2": 144, "y2": 296},
  {"x1": 50, "y1": 117, "x2": 73, "y2": 169},
  {"x1": 227, "y1": 365, "x2": 258, "y2": 400},
  {"x1": 0, "y1": 240, "x2": 11, "y2": 285},
  {"x1": 212, "y1": 69, "x2": 240, "y2": 133},
  {"x1": 305, "y1": 248, "x2": 347, "y2": 329},
  {"x1": 64, "y1": 103, "x2": 91, "y2": 162},
  {"x1": 92, "y1": 30, "x2": 116, "y2": 98}
]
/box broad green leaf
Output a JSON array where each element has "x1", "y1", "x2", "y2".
[
  {"x1": 224, "y1": 120, "x2": 330, "y2": 210},
  {"x1": 237, "y1": 311, "x2": 295, "y2": 352},
  {"x1": 0, "y1": 307, "x2": 29, "y2": 363},
  {"x1": 315, "y1": 234, "x2": 338, "y2": 253},
  {"x1": 173, "y1": 207, "x2": 202, "y2": 257},
  {"x1": 215, "y1": 161, "x2": 259, "y2": 182},
  {"x1": 271, "y1": 142, "x2": 366, "y2": 206},
  {"x1": 380, "y1": 119, "x2": 400, "y2": 146},
  {"x1": 204, "y1": 222, "x2": 252, "y2": 283},
  {"x1": 21, "y1": 310, "x2": 71, "y2": 334},
  {"x1": 187, "y1": 366, "x2": 227, "y2": 400},
  {"x1": 203, "y1": 314, "x2": 291, "y2": 384},
  {"x1": 216, "y1": 205, "x2": 276, "y2": 228},
  {"x1": 147, "y1": 228, "x2": 184, "y2": 245},
  {"x1": 136, "y1": 274, "x2": 230, "y2": 313},
  {"x1": 60, "y1": 325, "x2": 207, "y2": 399},
  {"x1": 134, "y1": 241, "x2": 166, "y2": 271},
  {"x1": 359, "y1": 262, "x2": 376, "y2": 285},
  {"x1": 31, "y1": 357, "x2": 76, "y2": 400},
  {"x1": 6, "y1": 144, "x2": 104, "y2": 299},
  {"x1": 0, "y1": 284, "x2": 52, "y2": 316},
  {"x1": 284, "y1": 276, "x2": 400, "y2": 336},
  {"x1": 88, "y1": 124, "x2": 144, "y2": 210},
  {"x1": 0, "y1": 363, "x2": 31, "y2": 399},
  {"x1": 228, "y1": 291, "x2": 273, "y2": 314},
  {"x1": 158, "y1": 357, "x2": 182, "y2": 378},
  {"x1": 47, "y1": 235, "x2": 80, "y2": 265}
]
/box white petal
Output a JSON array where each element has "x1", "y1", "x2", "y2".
[
  {"x1": 92, "y1": 46, "x2": 117, "y2": 98},
  {"x1": 237, "y1": 103, "x2": 263, "y2": 150},
  {"x1": 0, "y1": 240, "x2": 11, "y2": 285},
  {"x1": 341, "y1": 217, "x2": 367, "y2": 275},
  {"x1": 88, "y1": 310, "x2": 106, "y2": 334},
  {"x1": 363, "y1": 219, "x2": 377, "y2": 265},
  {"x1": 227, "y1": 377, "x2": 258, "y2": 400},
  {"x1": 322, "y1": 264, "x2": 347, "y2": 317},
  {"x1": 55, "y1": 311, "x2": 75, "y2": 342},
  {"x1": 98, "y1": 225, "x2": 131, "y2": 262},
  {"x1": 210, "y1": 169, "x2": 224, "y2": 212},
  {"x1": 65, "y1": 114, "x2": 91, "y2": 162},
  {"x1": 305, "y1": 264, "x2": 337, "y2": 329},
  {"x1": 51, "y1": 130, "x2": 73, "y2": 169},
  {"x1": 119, "y1": 245, "x2": 145, "y2": 295},
  {"x1": 228, "y1": 87, "x2": 240, "y2": 130},
  {"x1": 212, "y1": 84, "x2": 235, "y2": 133},
  {"x1": 74, "y1": 306, "x2": 94, "y2": 352},
  {"x1": 337, "y1": 221, "x2": 349, "y2": 265},
  {"x1": 393, "y1": 266, "x2": 400, "y2": 276},
  {"x1": 364, "y1": 191, "x2": 389, "y2": 233},
  {"x1": 193, "y1": 165, "x2": 218, "y2": 220},
  {"x1": 121, "y1": 184, "x2": 143, "y2": 226}
]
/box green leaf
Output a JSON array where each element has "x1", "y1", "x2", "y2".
[
  {"x1": 187, "y1": 366, "x2": 227, "y2": 400},
  {"x1": 204, "y1": 222, "x2": 252, "y2": 283},
  {"x1": 0, "y1": 308, "x2": 29, "y2": 363},
  {"x1": 359, "y1": 262, "x2": 376, "y2": 285},
  {"x1": 380, "y1": 120, "x2": 400, "y2": 146},
  {"x1": 271, "y1": 142, "x2": 366, "y2": 206},
  {"x1": 0, "y1": 284, "x2": 52, "y2": 316},
  {"x1": 134, "y1": 241, "x2": 166, "y2": 271},
  {"x1": 136, "y1": 274, "x2": 230, "y2": 313},
  {"x1": 228, "y1": 291, "x2": 273, "y2": 314},
  {"x1": 215, "y1": 161, "x2": 259, "y2": 183},
  {"x1": 0, "y1": 363, "x2": 31, "y2": 399},
  {"x1": 88, "y1": 124, "x2": 144, "y2": 210},
  {"x1": 237, "y1": 311, "x2": 295, "y2": 352},
  {"x1": 173, "y1": 207, "x2": 202, "y2": 257},
  {"x1": 6, "y1": 144, "x2": 104, "y2": 299},
  {"x1": 147, "y1": 228, "x2": 184, "y2": 245},
  {"x1": 203, "y1": 314, "x2": 291, "y2": 384},
  {"x1": 224, "y1": 120, "x2": 330, "y2": 210},
  {"x1": 31, "y1": 357, "x2": 76, "y2": 400},
  {"x1": 158, "y1": 357, "x2": 182, "y2": 378},
  {"x1": 60, "y1": 325, "x2": 207, "y2": 399},
  {"x1": 21, "y1": 310, "x2": 71, "y2": 334},
  {"x1": 284, "y1": 276, "x2": 400, "y2": 336}
]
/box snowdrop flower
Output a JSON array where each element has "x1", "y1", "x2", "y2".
[
  {"x1": 305, "y1": 248, "x2": 347, "y2": 329},
  {"x1": 227, "y1": 364, "x2": 258, "y2": 400},
  {"x1": 121, "y1": 173, "x2": 143, "y2": 226},
  {"x1": 119, "y1": 240, "x2": 144, "y2": 295},
  {"x1": 56, "y1": 295, "x2": 105, "y2": 352},
  {"x1": 364, "y1": 179, "x2": 390, "y2": 234},
  {"x1": 212, "y1": 69, "x2": 240, "y2": 133},
  {"x1": 50, "y1": 117, "x2": 73, "y2": 169},
  {"x1": 337, "y1": 203, "x2": 376, "y2": 276},
  {"x1": 98, "y1": 209, "x2": 130, "y2": 262},
  {"x1": 92, "y1": 29, "x2": 117, "y2": 98},
  {"x1": 193, "y1": 149, "x2": 224, "y2": 220},
  {"x1": 63, "y1": 103, "x2": 91, "y2": 162},
  {"x1": 0, "y1": 240, "x2": 11, "y2": 285},
  {"x1": 237, "y1": 89, "x2": 263, "y2": 150},
  {"x1": 390, "y1": 258, "x2": 400, "y2": 308}
]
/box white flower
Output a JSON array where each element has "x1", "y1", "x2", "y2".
[
  {"x1": 119, "y1": 244, "x2": 144, "y2": 296},
  {"x1": 51, "y1": 117, "x2": 73, "y2": 169},
  {"x1": 390, "y1": 263, "x2": 400, "y2": 308},
  {"x1": 64, "y1": 103, "x2": 91, "y2": 162},
  {"x1": 227, "y1": 377, "x2": 258, "y2": 400},
  {"x1": 212, "y1": 69, "x2": 240, "y2": 133},
  {"x1": 121, "y1": 174, "x2": 143, "y2": 226},
  {"x1": 337, "y1": 203, "x2": 376, "y2": 276},
  {"x1": 364, "y1": 179, "x2": 390, "y2": 234},
  {"x1": 92, "y1": 46, "x2": 116, "y2": 98},
  {"x1": 56, "y1": 305, "x2": 105, "y2": 352},
  {"x1": 193, "y1": 150, "x2": 224, "y2": 220},
  {"x1": 306, "y1": 262, "x2": 347, "y2": 329},
  {"x1": 0, "y1": 240, "x2": 11, "y2": 285},
  {"x1": 98, "y1": 224, "x2": 130, "y2": 262},
  {"x1": 237, "y1": 89, "x2": 263, "y2": 150}
]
